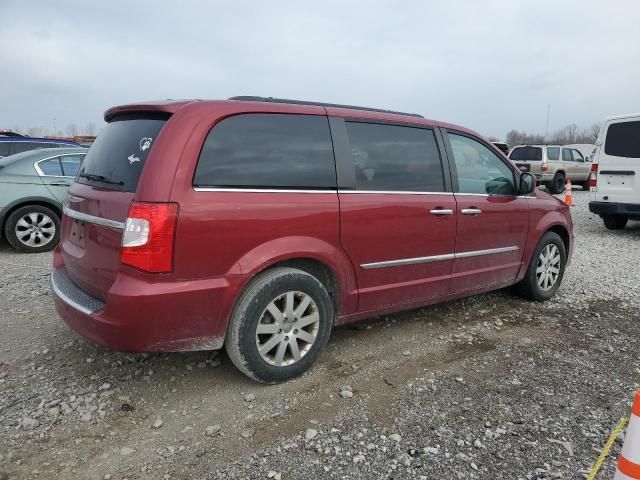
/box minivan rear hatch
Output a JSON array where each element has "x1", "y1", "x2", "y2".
[{"x1": 60, "y1": 113, "x2": 169, "y2": 300}]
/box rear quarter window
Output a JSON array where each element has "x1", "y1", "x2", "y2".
[
  {"x1": 194, "y1": 113, "x2": 336, "y2": 189},
  {"x1": 605, "y1": 121, "x2": 640, "y2": 158},
  {"x1": 509, "y1": 147, "x2": 542, "y2": 161},
  {"x1": 546, "y1": 146, "x2": 560, "y2": 160},
  {"x1": 37, "y1": 158, "x2": 64, "y2": 176},
  {"x1": 77, "y1": 114, "x2": 168, "y2": 192}
]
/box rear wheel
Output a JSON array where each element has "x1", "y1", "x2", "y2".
[
  {"x1": 4, "y1": 205, "x2": 60, "y2": 253},
  {"x1": 515, "y1": 231, "x2": 566, "y2": 301},
  {"x1": 549, "y1": 172, "x2": 565, "y2": 194},
  {"x1": 225, "y1": 267, "x2": 333, "y2": 383},
  {"x1": 602, "y1": 215, "x2": 628, "y2": 230}
]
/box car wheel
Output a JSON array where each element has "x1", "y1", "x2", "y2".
[
  {"x1": 515, "y1": 231, "x2": 566, "y2": 301},
  {"x1": 225, "y1": 267, "x2": 334, "y2": 383},
  {"x1": 602, "y1": 215, "x2": 628, "y2": 230},
  {"x1": 549, "y1": 173, "x2": 565, "y2": 194},
  {"x1": 4, "y1": 205, "x2": 60, "y2": 253}
]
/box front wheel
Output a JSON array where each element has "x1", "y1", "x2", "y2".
[
  {"x1": 225, "y1": 267, "x2": 334, "y2": 383},
  {"x1": 515, "y1": 232, "x2": 567, "y2": 301},
  {"x1": 602, "y1": 215, "x2": 628, "y2": 230}
]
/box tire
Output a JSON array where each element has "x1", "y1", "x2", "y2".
[
  {"x1": 515, "y1": 231, "x2": 567, "y2": 302},
  {"x1": 4, "y1": 205, "x2": 60, "y2": 253},
  {"x1": 225, "y1": 267, "x2": 334, "y2": 383},
  {"x1": 602, "y1": 215, "x2": 628, "y2": 230},
  {"x1": 549, "y1": 172, "x2": 565, "y2": 194}
]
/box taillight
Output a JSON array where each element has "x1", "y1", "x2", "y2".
[
  {"x1": 541, "y1": 162, "x2": 549, "y2": 173},
  {"x1": 589, "y1": 163, "x2": 598, "y2": 188},
  {"x1": 121, "y1": 202, "x2": 178, "y2": 273}
]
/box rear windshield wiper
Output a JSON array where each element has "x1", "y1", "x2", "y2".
[{"x1": 78, "y1": 172, "x2": 124, "y2": 186}]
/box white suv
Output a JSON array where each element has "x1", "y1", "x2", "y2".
[{"x1": 589, "y1": 113, "x2": 640, "y2": 229}]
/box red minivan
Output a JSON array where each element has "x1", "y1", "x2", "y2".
[{"x1": 51, "y1": 97, "x2": 573, "y2": 383}]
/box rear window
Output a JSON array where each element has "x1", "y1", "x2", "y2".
[
  {"x1": 0, "y1": 142, "x2": 10, "y2": 156},
  {"x1": 605, "y1": 121, "x2": 640, "y2": 158},
  {"x1": 77, "y1": 114, "x2": 168, "y2": 192},
  {"x1": 194, "y1": 113, "x2": 336, "y2": 189},
  {"x1": 546, "y1": 146, "x2": 560, "y2": 160},
  {"x1": 509, "y1": 146, "x2": 542, "y2": 161}
]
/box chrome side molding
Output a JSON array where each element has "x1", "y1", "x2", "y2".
[{"x1": 361, "y1": 246, "x2": 519, "y2": 270}]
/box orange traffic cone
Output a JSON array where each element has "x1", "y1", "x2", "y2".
[
  {"x1": 615, "y1": 390, "x2": 640, "y2": 479},
  {"x1": 563, "y1": 179, "x2": 574, "y2": 206}
]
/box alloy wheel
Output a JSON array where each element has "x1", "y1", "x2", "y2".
[
  {"x1": 14, "y1": 212, "x2": 56, "y2": 248},
  {"x1": 255, "y1": 291, "x2": 320, "y2": 367},
  {"x1": 536, "y1": 244, "x2": 561, "y2": 291}
]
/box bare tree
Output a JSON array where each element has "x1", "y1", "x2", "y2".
[
  {"x1": 506, "y1": 122, "x2": 601, "y2": 146},
  {"x1": 85, "y1": 122, "x2": 96, "y2": 136},
  {"x1": 487, "y1": 136, "x2": 500, "y2": 142},
  {"x1": 66, "y1": 124, "x2": 78, "y2": 137}
]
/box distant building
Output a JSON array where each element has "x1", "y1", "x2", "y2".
[{"x1": 28, "y1": 127, "x2": 44, "y2": 137}]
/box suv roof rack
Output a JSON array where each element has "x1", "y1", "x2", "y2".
[{"x1": 228, "y1": 96, "x2": 424, "y2": 118}]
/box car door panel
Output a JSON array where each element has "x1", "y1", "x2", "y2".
[
  {"x1": 340, "y1": 192, "x2": 456, "y2": 310},
  {"x1": 444, "y1": 131, "x2": 529, "y2": 294},
  {"x1": 452, "y1": 195, "x2": 529, "y2": 291},
  {"x1": 334, "y1": 119, "x2": 456, "y2": 311}
]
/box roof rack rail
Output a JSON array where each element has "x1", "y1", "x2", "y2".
[{"x1": 228, "y1": 96, "x2": 424, "y2": 118}]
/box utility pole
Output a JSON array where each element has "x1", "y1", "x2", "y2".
[{"x1": 544, "y1": 104, "x2": 550, "y2": 143}]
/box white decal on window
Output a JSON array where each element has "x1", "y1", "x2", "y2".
[
  {"x1": 128, "y1": 154, "x2": 141, "y2": 165},
  {"x1": 139, "y1": 137, "x2": 152, "y2": 151}
]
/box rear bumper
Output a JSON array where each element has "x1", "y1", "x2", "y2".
[
  {"x1": 51, "y1": 265, "x2": 249, "y2": 352},
  {"x1": 589, "y1": 201, "x2": 640, "y2": 218}
]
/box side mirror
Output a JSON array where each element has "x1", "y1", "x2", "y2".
[{"x1": 519, "y1": 172, "x2": 536, "y2": 195}]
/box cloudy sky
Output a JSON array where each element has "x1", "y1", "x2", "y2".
[{"x1": 1, "y1": 0, "x2": 638, "y2": 139}]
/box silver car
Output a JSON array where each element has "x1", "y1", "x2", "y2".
[{"x1": 0, "y1": 147, "x2": 87, "y2": 252}]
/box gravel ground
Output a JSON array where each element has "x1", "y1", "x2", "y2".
[{"x1": 0, "y1": 190, "x2": 638, "y2": 480}]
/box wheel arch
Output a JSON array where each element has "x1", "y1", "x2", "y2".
[
  {"x1": 227, "y1": 236, "x2": 359, "y2": 318},
  {"x1": 546, "y1": 224, "x2": 571, "y2": 254},
  {"x1": 517, "y1": 211, "x2": 572, "y2": 282}
]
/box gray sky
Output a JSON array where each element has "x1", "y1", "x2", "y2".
[{"x1": 1, "y1": 0, "x2": 638, "y2": 139}]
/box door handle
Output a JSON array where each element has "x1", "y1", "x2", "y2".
[
  {"x1": 430, "y1": 209, "x2": 453, "y2": 216},
  {"x1": 50, "y1": 182, "x2": 71, "y2": 186},
  {"x1": 461, "y1": 208, "x2": 482, "y2": 215}
]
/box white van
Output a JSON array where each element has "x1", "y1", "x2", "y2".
[{"x1": 589, "y1": 113, "x2": 640, "y2": 229}]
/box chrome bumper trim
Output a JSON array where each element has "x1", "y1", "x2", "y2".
[{"x1": 63, "y1": 206, "x2": 125, "y2": 230}]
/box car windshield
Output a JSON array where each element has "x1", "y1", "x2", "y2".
[{"x1": 509, "y1": 147, "x2": 542, "y2": 161}]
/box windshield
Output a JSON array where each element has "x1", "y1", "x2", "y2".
[
  {"x1": 77, "y1": 114, "x2": 168, "y2": 192},
  {"x1": 509, "y1": 147, "x2": 542, "y2": 161}
]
